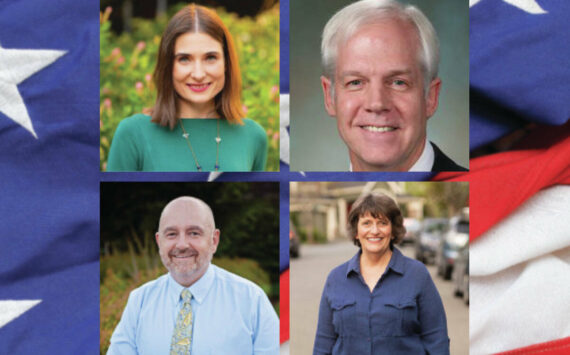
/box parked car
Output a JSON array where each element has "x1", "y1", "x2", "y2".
[
  {"x1": 289, "y1": 220, "x2": 300, "y2": 258},
  {"x1": 415, "y1": 218, "x2": 448, "y2": 264},
  {"x1": 437, "y1": 214, "x2": 469, "y2": 280},
  {"x1": 402, "y1": 217, "x2": 421, "y2": 244},
  {"x1": 453, "y1": 243, "x2": 469, "y2": 305}
]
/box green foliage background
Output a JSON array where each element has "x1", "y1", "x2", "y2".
[
  {"x1": 100, "y1": 4, "x2": 280, "y2": 171},
  {"x1": 100, "y1": 182, "x2": 279, "y2": 353}
]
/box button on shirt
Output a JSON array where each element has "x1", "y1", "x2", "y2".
[
  {"x1": 108, "y1": 264, "x2": 279, "y2": 355},
  {"x1": 313, "y1": 248, "x2": 449, "y2": 355}
]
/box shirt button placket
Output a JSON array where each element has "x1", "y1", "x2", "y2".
[{"x1": 368, "y1": 293, "x2": 373, "y2": 354}]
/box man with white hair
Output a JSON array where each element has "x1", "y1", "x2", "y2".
[
  {"x1": 108, "y1": 196, "x2": 279, "y2": 354},
  {"x1": 320, "y1": 0, "x2": 466, "y2": 172}
]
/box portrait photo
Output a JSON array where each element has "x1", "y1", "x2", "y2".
[
  {"x1": 99, "y1": 0, "x2": 280, "y2": 172},
  {"x1": 289, "y1": 0, "x2": 469, "y2": 172},
  {"x1": 289, "y1": 181, "x2": 469, "y2": 354},
  {"x1": 100, "y1": 181, "x2": 280, "y2": 354}
]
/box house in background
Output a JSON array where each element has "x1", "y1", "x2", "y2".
[{"x1": 290, "y1": 182, "x2": 426, "y2": 243}]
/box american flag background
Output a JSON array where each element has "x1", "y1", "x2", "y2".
[
  {"x1": 0, "y1": 0, "x2": 100, "y2": 353},
  {"x1": 1, "y1": 0, "x2": 569, "y2": 354}
]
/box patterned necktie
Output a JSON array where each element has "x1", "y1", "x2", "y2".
[{"x1": 170, "y1": 289, "x2": 193, "y2": 355}]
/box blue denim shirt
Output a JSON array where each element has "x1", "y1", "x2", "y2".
[{"x1": 313, "y1": 248, "x2": 449, "y2": 355}]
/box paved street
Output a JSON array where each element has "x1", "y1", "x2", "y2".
[{"x1": 290, "y1": 240, "x2": 469, "y2": 354}]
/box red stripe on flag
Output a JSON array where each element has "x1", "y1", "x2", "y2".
[
  {"x1": 434, "y1": 123, "x2": 570, "y2": 242},
  {"x1": 280, "y1": 269, "x2": 290, "y2": 344},
  {"x1": 496, "y1": 336, "x2": 570, "y2": 355}
]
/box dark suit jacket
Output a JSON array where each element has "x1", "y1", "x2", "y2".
[{"x1": 431, "y1": 142, "x2": 467, "y2": 172}]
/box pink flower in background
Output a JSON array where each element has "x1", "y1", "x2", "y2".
[
  {"x1": 117, "y1": 56, "x2": 125, "y2": 65},
  {"x1": 272, "y1": 132, "x2": 279, "y2": 142},
  {"x1": 101, "y1": 98, "x2": 112, "y2": 116},
  {"x1": 135, "y1": 81, "x2": 144, "y2": 94},
  {"x1": 145, "y1": 74, "x2": 152, "y2": 82},
  {"x1": 242, "y1": 105, "x2": 248, "y2": 115},
  {"x1": 270, "y1": 85, "x2": 279, "y2": 102},
  {"x1": 136, "y1": 41, "x2": 146, "y2": 51},
  {"x1": 110, "y1": 47, "x2": 121, "y2": 58}
]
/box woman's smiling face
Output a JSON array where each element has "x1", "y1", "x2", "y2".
[
  {"x1": 172, "y1": 32, "x2": 225, "y2": 117},
  {"x1": 356, "y1": 212, "x2": 393, "y2": 255}
]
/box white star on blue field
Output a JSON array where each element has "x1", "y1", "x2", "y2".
[
  {"x1": 0, "y1": 44, "x2": 66, "y2": 138},
  {"x1": 0, "y1": 300, "x2": 41, "y2": 329},
  {"x1": 470, "y1": 0, "x2": 547, "y2": 14}
]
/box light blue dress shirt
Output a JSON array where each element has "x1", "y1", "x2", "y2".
[{"x1": 107, "y1": 264, "x2": 279, "y2": 355}]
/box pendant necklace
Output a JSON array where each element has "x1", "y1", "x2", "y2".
[{"x1": 179, "y1": 119, "x2": 221, "y2": 172}]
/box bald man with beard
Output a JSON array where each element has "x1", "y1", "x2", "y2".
[{"x1": 108, "y1": 197, "x2": 279, "y2": 355}]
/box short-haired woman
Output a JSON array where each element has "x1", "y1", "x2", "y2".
[
  {"x1": 313, "y1": 192, "x2": 450, "y2": 354},
  {"x1": 107, "y1": 4, "x2": 267, "y2": 172}
]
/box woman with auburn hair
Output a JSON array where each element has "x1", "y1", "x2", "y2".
[
  {"x1": 313, "y1": 192, "x2": 450, "y2": 355},
  {"x1": 107, "y1": 4, "x2": 267, "y2": 172}
]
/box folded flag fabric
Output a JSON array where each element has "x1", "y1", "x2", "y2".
[
  {"x1": 434, "y1": 123, "x2": 570, "y2": 242},
  {"x1": 465, "y1": 1, "x2": 570, "y2": 353},
  {"x1": 470, "y1": 186, "x2": 570, "y2": 354},
  {"x1": 470, "y1": 0, "x2": 570, "y2": 150}
]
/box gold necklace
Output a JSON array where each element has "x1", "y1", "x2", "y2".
[{"x1": 179, "y1": 119, "x2": 221, "y2": 172}]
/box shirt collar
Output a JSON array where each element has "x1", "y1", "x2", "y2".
[
  {"x1": 167, "y1": 263, "x2": 216, "y2": 305},
  {"x1": 188, "y1": 263, "x2": 215, "y2": 305},
  {"x1": 167, "y1": 273, "x2": 185, "y2": 305},
  {"x1": 409, "y1": 139, "x2": 434, "y2": 172},
  {"x1": 345, "y1": 247, "x2": 406, "y2": 278},
  {"x1": 349, "y1": 139, "x2": 434, "y2": 172},
  {"x1": 388, "y1": 247, "x2": 406, "y2": 275},
  {"x1": 346, "y1": 250, "x2": 362, "y2": 277}
]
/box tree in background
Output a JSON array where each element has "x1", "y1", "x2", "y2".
[
  {"x1": 406, "y1": 181, "x2": 469, "y2": 217},
  {"x1": 100, "y1": 182, "x2": 279, "y2": 280},
  {"x1": 100, "y1": 0, "x2": 279, "y2": 33}
]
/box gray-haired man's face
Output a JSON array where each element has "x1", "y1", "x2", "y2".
[{"x1": 321, "y1": 19, "x2": 441, "y2": 172}]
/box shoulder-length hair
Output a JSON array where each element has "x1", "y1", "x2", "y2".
[
  {"x1": 347, "y1": 192, "x2": 406, "y2": 249},
  {"x1": 151, "y1": 4, "x2": 244, "y2": 129}
]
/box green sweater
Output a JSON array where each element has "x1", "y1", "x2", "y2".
[{"x1": 107, "y1": 114, "x2": 267, "y2": 172}]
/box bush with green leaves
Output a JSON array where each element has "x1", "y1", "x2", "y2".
[{"x1": 100, "y1": 4, "x2": 280, "y2": 171}]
